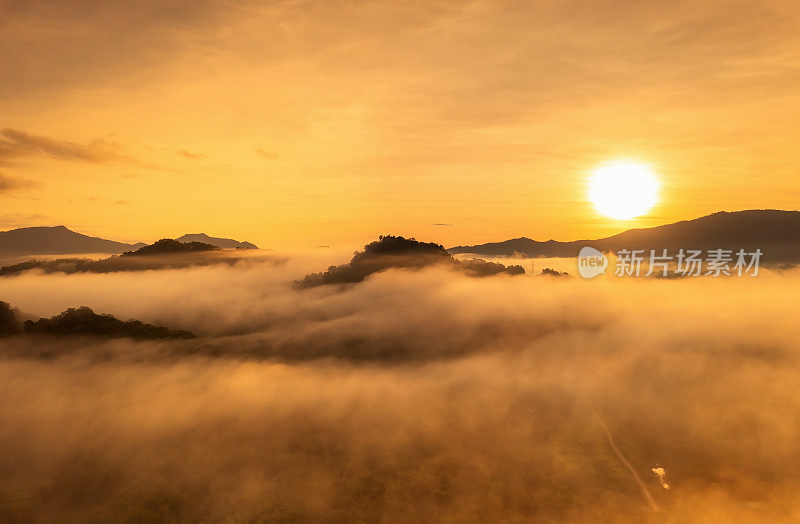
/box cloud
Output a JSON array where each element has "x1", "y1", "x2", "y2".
[
  {"x1": 176, "y1": 149, "x2": 206, "y2": 160},
  {"x1": 0, "y1": 0, "x2": 251, "y2": 97},
  {"x1": 0, "y1": 128, "x2": 156, "y2": 168},
  {"x1": 0, "y1": 251, "x2": 282, "y2": 277},
  {"x1": 0, "y1": 172, "x2": 40, "y2": 193},
  {"x1": 1, "y1": 0, "x2": 799, "y2": 244},
  {"x1": 255, "y1": 147, "x2": 278, "y2": 160},
  {"x1": 0, "y1": 257, "x2": 799, "y2": 520},
  {"x1": 0, "y1": 213, "x2": 52, "y2": 229}
]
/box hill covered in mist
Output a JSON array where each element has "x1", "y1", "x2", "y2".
[
  {"x1": 0, "y1": 238, "x2": 269, "y2": 276},
  {"x1": 297, "y1": 235, "x2": 524, "y2": 288},
  {"x1": 122, "y1": 238, "x2": 219, "y2": 256},
  {"x1": 0, "y1": 301, "x2": 195, "y2": 339}
]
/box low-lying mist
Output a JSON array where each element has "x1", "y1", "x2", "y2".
[
  {"x1": 1, "y1": 252, "x2": 800, "y2": 522},
  {"x1": 0, "y1": 250, "x2": 285, "y2": 276}
]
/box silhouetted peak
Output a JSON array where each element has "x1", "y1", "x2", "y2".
[
  {"x1": 0, "y1": 225, "x2": 146, "y2": 257},
  {"x1": 176, "y1": 233, "x2": 258, "y2": 250},
  {"x1": 358, "y1": 235, "x2": 449, "y2": 258},
  {"x1": 0, "y1": 301, "x2": 22, "y2": 336},
  {"x1": 449, "y1": 209, "x2": 800, "y2": 261},
  {"x1": 298, "y1": 235, "x2": 524, "y2": 288},
  {"x1": 123, "y1": 239, "x2": 220, "y2": 256},
  {"x1": 22, "y1": 305, "x2": 196, "y2": 339}
]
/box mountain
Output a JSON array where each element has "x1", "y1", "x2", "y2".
[
  {"x1": 0, "y1": 301, "x2": 195, "y2": 339},
  {"x1": 448, "y1": 210, "x2": 800, "y2": 262},
  {"x1": 297, "y1": 235, "x2": 524, "y2": 288},
  {"x1": 22, "y1": 306, "x2": 196, "y2": 339},
  {"x1": 122, "y1": 239, "x2": 219, "y2": 256},
  {"x1": 176, "y1": 233, "x2": 258, "y2": 250},
  {"x1": 0, "y1": 226, "x2": 146, "y2": 258}
]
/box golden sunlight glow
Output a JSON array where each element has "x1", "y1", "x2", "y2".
[{"x1": 589, "y1": 162, "x2": 659, "y2": 220}]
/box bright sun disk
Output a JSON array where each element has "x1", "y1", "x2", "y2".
[{"x1": 589, "y1": 162, "x2": 659, "y2": 220}]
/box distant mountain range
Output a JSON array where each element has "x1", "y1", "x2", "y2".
[
  {"x1": 0, "y1": 226, "x2": 146, "y2": 258},
  {"x1": 449, "y1": 210, "x2": 800, "y2": 262},
  {"x1": 176, "y1": 233, "x2": 257, "y2": 250},
  {"x1": 0, "y1": 226, "x2": 258, "y2": 259},
  {"x1": 5, "y1": 211, "x2": 799, "y2": 262}
]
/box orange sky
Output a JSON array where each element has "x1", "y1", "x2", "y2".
[{"x1": 1, "y1": 0, "x2": 799, "y2": 248}]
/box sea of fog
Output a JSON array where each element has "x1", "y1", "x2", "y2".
[{"x1": 1, "y1": 250, "x2": 799, "y2": 521}]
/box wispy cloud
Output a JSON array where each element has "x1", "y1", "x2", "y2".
[
  {"x1": 0, "y1": 172, "x2": 41, "y2": 193},
  {"x1": 255, "y1": 147, "x2": 278, "y2": 160},
  {"x1": 176, "y1": 149, "x2": 206, "y2": 160},
  {"x1": 0, "y1": 213, "x2": 52, "y2": 229},
  {"x1": 0, "y1": 128, "x2": 157, "y2": 168}
]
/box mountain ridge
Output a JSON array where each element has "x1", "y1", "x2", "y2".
[
  {"x1": 0, "y1": 226, "x2": 146, "y2": 259},
  {"x1": 0, "y1": 226, "x2": 259, "y2": 259},
  {"x1": 176, "y1": 233, "x2": 257, "y2": 250},
  {"x1": 448, "y1": 210, "x2": 800, "y2": 261}
]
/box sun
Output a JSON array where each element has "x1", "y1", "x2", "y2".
[{"x1": 588, "y1": 161, "x2": 659, "y2": 220}]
